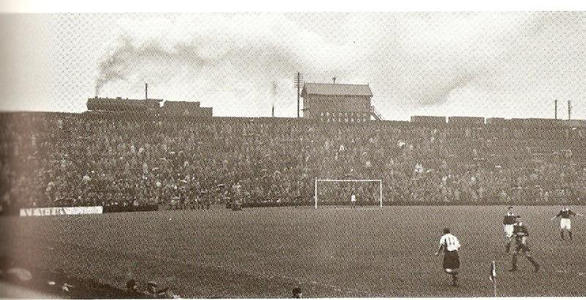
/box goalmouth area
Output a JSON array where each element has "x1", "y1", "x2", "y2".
[{"x1": 314, "y1": 178, "x2": 383, "y2": 208}]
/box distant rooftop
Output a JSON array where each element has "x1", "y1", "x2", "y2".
[{"x1": 302, "y1": 83, "x2": 373, "y2": 97}]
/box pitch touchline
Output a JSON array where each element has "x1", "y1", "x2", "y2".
[
  {"x1": 34, "y1": 236, "x2": 378, "y2": 297},
  {"x1": 146, "y1": 252, "x2": 380, "y2": 297}
]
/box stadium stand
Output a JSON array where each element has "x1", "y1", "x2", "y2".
[{"x1": 0, "y1": 111, "x2": 585, "y2": 213}]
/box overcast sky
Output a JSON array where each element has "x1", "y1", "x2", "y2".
[{"x1": 0, "y1": 12, "x2": 585, "y2": 120}]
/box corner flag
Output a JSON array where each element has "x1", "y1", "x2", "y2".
[
  {"x1": 489, "y1": 261, "x2": 496, "y2": 282},
  {"x1": 489, "y1": 261, "x2": 497, "y2": 296}
]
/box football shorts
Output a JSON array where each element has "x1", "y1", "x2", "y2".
[
  {"x1": 503, "y1": 224, "x2": 514, "y2": 238},
  {"x1": 443, "y1": 251, "x2": 460, "y2": 270},
  {"x1": 560, "y1": 218, "x2": 571, "y2": 230}
]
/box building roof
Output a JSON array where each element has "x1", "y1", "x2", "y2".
[{"x1": 301, "y1": 83, "x2": 372, "y2": 97}]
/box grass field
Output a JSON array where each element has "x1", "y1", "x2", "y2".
[{"x1": 1, "y1": 205, "x2": 586, "y2": 297}]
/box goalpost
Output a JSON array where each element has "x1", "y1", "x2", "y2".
[{"x1": 314, "y1": 178, "x2": 383, "y2": 209}]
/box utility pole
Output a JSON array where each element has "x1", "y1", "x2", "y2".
[
  {"x1": 271, "y1": 82, "x2": 277, "y2": 118},
  {"x1": 568, "y1": 100, "x2": 572, "y2": 120},
  {"x1": 294, "y1": 72, "x2": 303, "y2": 118}
]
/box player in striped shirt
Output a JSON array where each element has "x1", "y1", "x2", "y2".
[
  {"x1": 435, "y1": 228, "x2": 461, "y2": 286},
  {"x1": 503, "y1": 206, "x2": 516, "y2": 253},
  {"x1": 509, "y1": 216, "x2": 540, "y2": 272},
  {"x1": 551, "y1": 206, "x2": 584, "y2": 240}
]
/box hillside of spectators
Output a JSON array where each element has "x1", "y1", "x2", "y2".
[{"x1": 1, "y1": 111, "x2": 585, "y2": 212}]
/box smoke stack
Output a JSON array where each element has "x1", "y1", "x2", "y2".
[
  {"x1": 272, "y1": 105, "x2": 275, "y2": 118},
  {"x1": 554, "y1": 99, "x2": 558, "y2": 120},
  {"x1": 145, "y1": 83, "x2": 148, "y2": 100},
  {"x1": 568, "y1": 100, "x2": 571, "y2": 120},
  {"x1": 332, "y1": 76, "x2": 336, "y2": 84}
]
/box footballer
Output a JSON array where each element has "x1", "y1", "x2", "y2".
[
  {"x1": 551, "y1": 206, "x2": 584, "y2": 240},
  {"x1": 503, "y1": 206, "x2": 516, "y2": 253},
  {"x1": 435, "y1": 227, "x2": 461, "y2": 287},
  {"x1": 509, "y1": 216, "x2": 540, "y2": 273}
]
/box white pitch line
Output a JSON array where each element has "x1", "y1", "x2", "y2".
[{"x1": 33, "y1": 237, "x2": 378, "y2": 297}]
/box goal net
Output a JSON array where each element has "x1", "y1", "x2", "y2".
[{"x1": 314, "y1": 178, "x2": 383, "y2": 208}]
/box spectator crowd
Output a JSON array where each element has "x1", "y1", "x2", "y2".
[{"x1": 1, "y1": 111, "x2": 585, "y2": 212}]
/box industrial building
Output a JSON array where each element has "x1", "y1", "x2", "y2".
[{"x1": 301, "y1": 82, "x2": 382, "y2": 122}]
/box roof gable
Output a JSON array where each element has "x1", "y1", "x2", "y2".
[{"x1": 301, "y1": 83, "x2": 372, "y2": 97}]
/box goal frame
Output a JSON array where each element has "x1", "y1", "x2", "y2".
[{"x1": 314, "y1": 178, "x2": 383, "y2": 209}]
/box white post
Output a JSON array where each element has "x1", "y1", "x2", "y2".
[
  {"x1": 314, "y1": 178, "x2": 318, "y2": 209},
  {"x1": 492, "y1": 260, "x2": 497, "y2": 297},
  {"x1": 493, "y1": 277, "x2": 497, "y2": 297},
  {"x1": 379, "y1": 180, "x2": 383, "y2": 207},
  {"x1": 314, "y1": 179, "x2": 382, "y2": 208}
]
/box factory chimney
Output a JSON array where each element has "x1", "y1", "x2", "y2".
[
  {"x1": 145, "y1": 83, "x2": 148, "y2": 100},
  {"x1": 554, "y1": 99, "x2": 558, "y2": 120},
  {"x1": 272, "y1": 105, "x2": 275, "y2": 118}
]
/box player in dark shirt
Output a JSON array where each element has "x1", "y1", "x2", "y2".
[
  {"x1": 551, "y1": 206, "x2": 584, "y2": 240},
  {"x1": 509, "y1": 216, "x2": 540, "y2": 272},
  {"x1": 502, "y1": 206, "x2": 516, "y2": 253}
]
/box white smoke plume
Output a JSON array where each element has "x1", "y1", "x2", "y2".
[
  {"x1": 91, "y1": 12, "x2": 579, "y2": 119},
  {"x1": 94, "y1": 34, "x2": 303, "y2": 98}
]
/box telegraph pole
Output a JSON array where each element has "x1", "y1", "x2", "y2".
[
  {"x1": 294, "y1": 72, "x2": 303, "y2": 118},
  {"x1": 568, "y1": 100, "x2": 572, "y2": 120}
]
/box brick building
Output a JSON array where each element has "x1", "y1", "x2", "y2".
[{"x1": 301, "y1": 82, "x2": 381, "y2": 122}]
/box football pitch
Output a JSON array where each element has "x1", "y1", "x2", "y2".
[{"x1": 1, "y1": 205, "x2": 586, "y2": 297}]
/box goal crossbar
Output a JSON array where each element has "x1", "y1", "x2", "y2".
[{"x1": 314, "y1": 178, "x2": 383, "y2": 208}]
